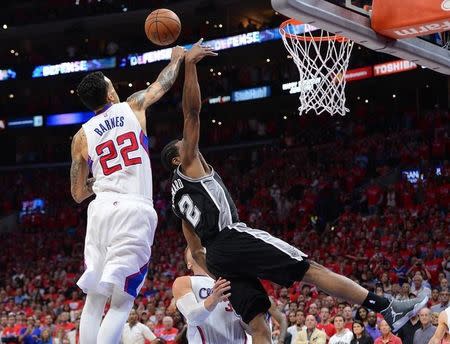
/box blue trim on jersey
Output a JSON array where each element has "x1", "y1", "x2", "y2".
[
  {"x1": 87, "y1": 155, "x2": 93, "y2": 173},
  {"x1": 140, "y1": 130, "x2": 150, "y2": 156},
  {"x1": 124, "y1": 262, "x2": 149, "y2": 297}
]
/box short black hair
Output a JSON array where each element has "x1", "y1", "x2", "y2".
[
  {"x1": 161, "y1": 139, "x2": 180, "y2": 172},
  {"x1": 77, "y1": 71, "x2": 109, "y2": 111}
]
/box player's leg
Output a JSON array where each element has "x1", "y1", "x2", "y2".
[
  {"x1": 207, "y1": 224, "x2": 427, "y2": 333},
  {"x1": 79, "y1": 292, "x2": 108, "y2": 344},
  {"x1": 97, "y1": 286, "x2": 135, "y2": 344},
  {"x1": 302, "y1": 260, "x2": 427, "y2": 331},
  {"x1": 249, "y1": 313, "x2": 272, "y2": 344},
  {"x1": 225, "y1": 278, "x2": 272, "y2": 344}
]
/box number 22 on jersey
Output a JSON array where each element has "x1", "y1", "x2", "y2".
[{"x1": 95, "y1": 131, "x2": 142, "y2": 175}]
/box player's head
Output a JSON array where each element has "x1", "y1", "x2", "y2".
[
  {"x1": 161, "y1": 139, "x2": 182, "y2": 172},
  {"x1": 77, "y1": 71, "x2": 120, "y2": 111},
  {"x1": 184, "y1": 247, "x2": 206, "y2": 275}
]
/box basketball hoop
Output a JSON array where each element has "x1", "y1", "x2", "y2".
[{"x1": 280, "y1": 19, "x2": 354, "y2": 116}]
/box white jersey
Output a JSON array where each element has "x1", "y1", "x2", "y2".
[
  {"x1": 187, "y1": 275, "x2": 247, "y2": 343},
  {"x1": 82, "y1": 102, "x2": 152, "y2": 200}
]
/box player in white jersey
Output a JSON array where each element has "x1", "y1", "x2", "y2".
[
  {"x1": 428, "y1": 306, "x2": 450, "y2": 344},
  {"x1": 173, "y1": 247, "x2": 248, "y2": 343},
  {"x1": 70, "y1": 46, "x2": 185, "y2": 344}
]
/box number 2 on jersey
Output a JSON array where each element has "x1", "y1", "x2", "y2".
[
  {"x1": 96, "y1": 131, "x2": 142, "y2": 176},
  {"x1": 178, "y1": 194, "x2": 201, "y2": 227}
]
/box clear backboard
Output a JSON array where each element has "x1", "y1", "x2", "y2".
[{"x1": 272, "y1": 0, "x2": 450, "y2": 75}]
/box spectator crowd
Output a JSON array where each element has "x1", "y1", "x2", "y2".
[{"x1": 0, "y1": 103, "x2": 448, "y2": 343}]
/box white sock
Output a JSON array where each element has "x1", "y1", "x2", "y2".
[
  {"x1": 97, "y1": 287, "x2": 134, "y2": 344},
  {"x1": 79, "y1": 292, "x2": 108, "y2": 344}
]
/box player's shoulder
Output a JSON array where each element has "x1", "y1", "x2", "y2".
[{"x1": 172, "y1": 276, "x2": 193, "y2": 297}]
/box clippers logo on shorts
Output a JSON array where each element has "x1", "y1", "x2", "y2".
[{"x1": 442, "y1": 0, "x2": 450, "y2": 10}]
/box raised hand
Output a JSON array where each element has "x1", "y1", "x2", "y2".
[
  {"x1": 205, "y1": 277, "x2": 231, "y2": 311},
  {"x1": 185, "y1": 38, "x2": 218, "y2": 64},
  {"x1": 171, "y1": 46, "x2": 186, "y2": 61}
]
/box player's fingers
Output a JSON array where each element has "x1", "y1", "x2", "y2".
[
  {"x1": 222, "y1": 293, "x2": 232, "y2": 299},
  {"x1": 195, "y1": 38, "x2": 204, "y2": 46},
  {"x1": 218, "y1": 286, "x2": 232, "y2": 294},
  {"x1": 205, "y1": 51, "x2": 218, "y2": 56},
  {"x1": 214, "y1": 280, "x2": 229, "y2": 289}
]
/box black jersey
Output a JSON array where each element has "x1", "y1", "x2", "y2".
[{"x1": 170, "y1": 165, "x2": 239, "y2": 246}]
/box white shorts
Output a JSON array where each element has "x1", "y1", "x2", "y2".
[{"x1": 77, "y1": 193, "x2": 158, "y2": 298}]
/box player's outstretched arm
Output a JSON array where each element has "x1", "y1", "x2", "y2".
[
  {"x1": 70, "y1": 129, "x2": 94, "y2": 203},
  {"x1": 127, "y1": 46, "x2": 185, "y2": 111},
  {"x1": 181, "y1": 39, "x2": 217, "y2": 178}
]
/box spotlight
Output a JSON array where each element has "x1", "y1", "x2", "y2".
[
  {"x1": 70, "y1": 90, "x2": 75, "y2": 94},
  {"x1": 218, "y1": 24, "x2": 223, "y2": 28},
  {"x1": 9, "y1": 94, "x2": 14, "y2": 99},
  {"x1": 218, "y1": 121, "x2": 222, "y2": 125},
  {"x1": 128, "y1": 83, "x2": 133, "y2": 87},
  {"x1": 146, "y1": 82, "x2": 150, "y2": 86},
  {"x1": 210, "y1": 68, "x2": 214, "y2": 72},
  {"x1": 392, "y1": 94, "x2": 396, "y2": 98},
  {"x1": 212, "y1": 119, "x2": 216, "y2": 123},
  {"x1": 10, "y1": 50, "x2": 14, "y2": 54},
  {"x1": 3, "y1": 24, "x2": 7, "y2": 29},
  {"x1": 205, "y1": 21, "x2": 209, "y2": 25},
  {"x1": 365, "y1": 99, "x2": 369, "y2": 103},
  {"x1": 266, "y1": 58, "x2": 271, "y2": 63},
  {"x1": 217, "y1": 72, "x2": 222, "y2": 76},
  {"x1": 283, "y1": 116, "x2": 287, "y2": 120}
]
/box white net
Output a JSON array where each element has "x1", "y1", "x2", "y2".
[{"x1": 280, "y1": 20, "x2": 354, "y2": 116}]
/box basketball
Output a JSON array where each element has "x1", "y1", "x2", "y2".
[{"x1": 145, "y1": 9, "x2": 181, "y2": 46}]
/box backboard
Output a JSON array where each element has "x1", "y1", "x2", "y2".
[{"x1": 271, "y1": 0, "x2": 450, "y2": 75}]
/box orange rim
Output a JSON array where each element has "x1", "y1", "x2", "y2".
[{"x1": 279, "y1": 19, "x2": 349, "y2": 43}]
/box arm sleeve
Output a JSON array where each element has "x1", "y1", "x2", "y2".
[
  {"x1": 141, "y1": 324, "x2": 157, "y2": 341},
  {"x1": 176, "y1": 292, "x2": 211, "y2": 326}
]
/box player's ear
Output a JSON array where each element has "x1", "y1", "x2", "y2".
[
  {"x1": 172, "y1": 156, "x2": 181, "y2": 166},
  {"x1": 106, "y1": 90, "x2": 115, "y2": 103}
]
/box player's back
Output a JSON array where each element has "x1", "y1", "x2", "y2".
[
  {"x1": 82, "y1": 102, "x2": 152, "y2": 200},
  {"x1": 188, "y1": 275, "x2": 247, "y2": 343}
]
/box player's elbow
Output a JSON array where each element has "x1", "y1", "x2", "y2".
[{"x1": 71, "y1": 189, "x2": 84, "y2": 204}]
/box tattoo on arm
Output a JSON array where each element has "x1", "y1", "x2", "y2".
[
  {"x1": 157, "y1": 58, "x2": 183, "y2": 92},
  {"x1": 127, "y1": 58, "x2": 183, "y2": 110}
]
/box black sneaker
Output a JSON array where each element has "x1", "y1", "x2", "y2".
[{"x1": 380, "y1": 294, "x2": 428, "y2": 332}]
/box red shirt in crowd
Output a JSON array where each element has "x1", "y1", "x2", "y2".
[
  {"x1": 317, "y1": 323, "x2": 336, "y2": 338},
  {"x1": 374, "y1": 334, "x2": 402, "y2": 344},
  {"x1": 159, "y1": 328, "x2": 178, "y2": 344},
  {"x1": 366, "y1": 185, "x2": 382, "y2": 206}
]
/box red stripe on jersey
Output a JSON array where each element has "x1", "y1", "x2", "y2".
[{"x1": 197, "y1": 326, "x2": 206, "y2": 344}]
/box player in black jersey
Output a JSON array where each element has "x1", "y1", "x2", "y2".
[{"x1": 161, "y1": 39, "x2": 428, "y2": 344}]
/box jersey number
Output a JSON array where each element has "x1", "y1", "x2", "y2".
[
  {"x1": 96, "y1": 131, "x2": 142, "y2": 176},
  {"x1": 178, "y1": 194, "x2": 201, "y2": 227}
]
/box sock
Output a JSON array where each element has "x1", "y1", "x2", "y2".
[
  {"x1": 97, "y1": 287, "x2": 134, "y2": 344},
  {"x1": 79, "y1": 292, "x2": 108, "y2": 344},
  {"x1": 362, "y1": 291, "x2": 390, "y2": 312}
]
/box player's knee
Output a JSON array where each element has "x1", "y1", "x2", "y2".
[{"x1": 303, "y1": 260, "x2": 330, "y2": 282}]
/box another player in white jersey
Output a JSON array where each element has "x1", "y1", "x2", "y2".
[
  {"x1": 70, "y1": 46, "x2": 185, "y2": 344},
  {"x1": 428, "y1": 306, "x2": 450, "y2": 344},
  {"x1": 172, "y1": 247, "x2": 248, "y2": 343}
]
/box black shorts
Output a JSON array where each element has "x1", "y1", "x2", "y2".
[{"x1": 205, "y1": 223, "x2": 310, "y2": 323}]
